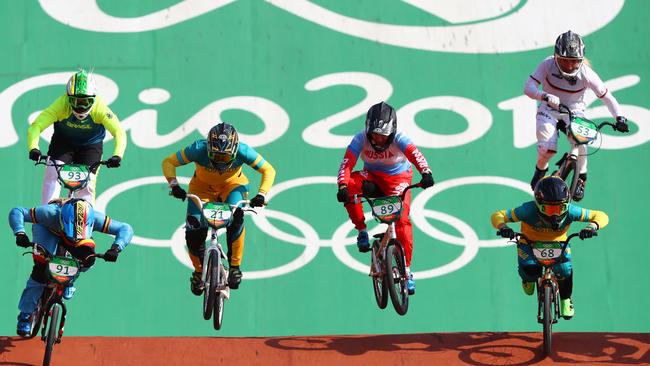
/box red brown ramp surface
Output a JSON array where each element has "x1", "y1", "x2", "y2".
[{"x1": 1, "y1": 332, "x2": 648, "y2": 365}]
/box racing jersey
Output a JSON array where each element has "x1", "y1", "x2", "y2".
[
  {"x1": 27, "y1": 94, "x2": 127, "y2": 157},
  {"x1": 528, "y1": 56, "x2": 621, "y2": 115},
  {"x1": 491, "y1": 201, "x2": 609, "y2": 242},
  {"x1": 8, "y1": 203, "x2": 134, "y2": 251},
  {"x1": 337, "y1": 131, "x2": 429, "y2": 186},
  {"x1": 162, "y1": 139, "x2": 276, "y2": 195}
]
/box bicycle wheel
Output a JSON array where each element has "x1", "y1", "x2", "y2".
[
  {"x1": 558, "y1": 157, "x2": 579, "y2": 200},
  {"x1": 43, "y1": 304, "x2": 61, "y2": 366},
  {"x1": 385, "y1": 241, "x2": 409, "y2": 316},
  {"x1": 213, "y1": 266, "x2": 224, "y2": 330},
  {"x1": 203, "y1": 251, "x2": 219, "y2": 320},
  {"x1": 371, "y1": 243, "x2": 388, "y2": 309},
  {"x1": 542, "y1": 284, "x2": 553, "y2": 357}
]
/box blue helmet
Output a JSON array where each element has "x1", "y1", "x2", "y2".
[{"x1": 60, "y1": 199, "x2": 95, "y2": 242}]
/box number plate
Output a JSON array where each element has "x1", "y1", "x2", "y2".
[
  {"x1": 570, "y1": 117, "x2": 598, "y2": 144},
  {"x1": 370, "y1": 196, "x2": 402, "y2": 223},
  {"x1": 532, "y1": 242, "x2": 564, "y2": 264},
  {"x1": 59, "y1": 165, "x2": 89, "y2": 188},
  {"x1": 203, "y1": 202, "x2": 232, "y2": 228},
  {"x1": 48, "y1": 256, "x2": 79, "y2": 277}
]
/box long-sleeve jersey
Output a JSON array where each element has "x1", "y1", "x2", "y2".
[
  {"x1": 523, "y1": 56, "x2": 622, "y2": 117},
  {"x1": 161, "y1": 139, "x2": 276, "y2": 195},
  {"x1": 8, "y1": 203, "x2": 134, "y2": 250},
  {"x1": 337, "y1": 131, "x2": 430, "y2": 186},
  {"x1": 491, "y1": 201, "x2": 609, "y2": 242},
  {"x1": 27, "y1": 94, "x2": 127, "y2": 157}
]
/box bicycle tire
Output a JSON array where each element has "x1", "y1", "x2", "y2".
[
  {"x1": 559, "y1": 157, "x2": 580, "y2": 200},
  {"x1": 213, "y1": 266, "x2": 224, "y2": 330},
  {"x1": 203, "y1": 252, "x2": 218, "y2": 320},
  {"x1": 542, "y1": 284, "x2": 553, "y2": 357},
  {"x1": 43, "y1": 304, "x2": 61, "y2": 366},
  {"x1": 385, "y1": 241, "x2": 409, "y2": 316},
  {"x1": 371, "y1": 242, "x2": 388, "y2": 309}
]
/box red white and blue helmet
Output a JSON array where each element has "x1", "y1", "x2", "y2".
[{"x1": 60, "y1": 198, "x2": 94, "y2": 242}]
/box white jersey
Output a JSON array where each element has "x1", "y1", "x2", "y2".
[{"x1": 530, "y1": 56, "x2": 608, "y2": 112}]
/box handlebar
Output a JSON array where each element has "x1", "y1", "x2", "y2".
[
  {"x1": 555, "y1": 104, "x2": 618, "y2": 132},
  {"x1": 34, "y1": 156, "x2": 108, "y2": 172},
  {"x1": 185, "y1": 193, "x2": 253, "y2": 212},
  {"x1": 353, "y1": 183, "x2": 422, "y2": 204},
  {"x1": 24, "y1": 242, "x2": 112, "y2": 262}
]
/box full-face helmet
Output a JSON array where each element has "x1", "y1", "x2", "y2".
[
  {"x1": 365, "y1": 101, "x2": 397, "y2": 152},
  {"x1": 207, "y1": 123, "x2": 239, "y2": 173},
  {"x1": 66, "y1": 69, "x2": 97, "y2": 120}
]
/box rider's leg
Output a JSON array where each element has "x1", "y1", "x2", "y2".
[
  {"x1": 554, "y1": 248, "x2": 574, "y2": 318},
  {"x1": 42, "y1": 137, "x2": 75, "y2": 204},
  {"x1": 344, "y1": 171, "x2": 370, "y2": 251},
  {"x1": 72, "y1": 143, "x2": 103, "y2": 205},
  {"x1": 574, "y1": 143, "x2": 588, "y2": 201},
  {"x1": 224, "y1": 185, "x2": 249, "y2": 289},
  {"x1": 532, "y1": 108, "x2": 560, "y2": 190},
  {"x1": 184, "y1": 180, "x2": 212, "y2": 295},
  {"x1": 62, "y1": 243, "x2": 96, "y2": 300},
  {"x1": 517, "y1": 244, "x2": 541, "y2": 296}
]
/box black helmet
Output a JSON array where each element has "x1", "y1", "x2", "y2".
[
  {"x1": 365, "y1": 101, "x2": 397, "y2": 152},
  {"x1": 207, "y1": 123, "x2": 239, "y2": 172},
  {"x1": 554, "y1": 30, "x2": 585, "y2": 77},
  {"x1": 534, "y1": 176, "x2": 570, "y2": 229}
]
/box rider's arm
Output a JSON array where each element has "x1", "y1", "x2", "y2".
[
  {"x1": 337, "y1": 134, "x2": 362, "y2": 187},
  {"x1": 396, "y1": 133, "x2": 430, "y2": 173},
  {"x1": 161, "y1": 146, "x2": 194, "y2": 186},
  {"x1": 491, "y1": 208, "x2": 519, "y2": 229},
  {"x1": 93, "y1": 211, "x2": 134, "y2": 251},
  {"x1": 568, "y1": 204, "x2": 609, "y2": 230},
  {"x1": 26, "y1": 95, "x2": 67, "y2": 151},
  {"x1": 524, "y1": 77, "x2": 545, "y2": 101},
  {"x1": 8, "y1": 205, "x2": 60, "y2": 234},
  {"x1": 584, "y1": 66, "x2": 622, "y2": 118},
  {"x1": 92, "y1": 97, "x2": 127, "y2": 157},
  {"x1": 240, "y1": 143, "x2": 276, "y2": 195}
]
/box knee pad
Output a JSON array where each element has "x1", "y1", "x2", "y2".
[
  {"x1": 185, "y1": 227, "x2": 208, "y2": 257},
  {"x1": 30, "y1": 263, "x2": 48, "y2": 284},
  {"x1": 226, "y1": 208, "x2": 245, "y2": 243}
]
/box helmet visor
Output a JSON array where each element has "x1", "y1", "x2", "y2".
[
  {"x1": 208, "y1": 151, "x2": 235, "y2": 163},
  {"x1": 68, "y1": 96, "x2": 95, "y2": 112},
  {"x1": 536, "y1": 202, "x2": 569, "y2": 217},
  {"x1": 556, "y1": 57, "x2": 583, "y2": 75}
]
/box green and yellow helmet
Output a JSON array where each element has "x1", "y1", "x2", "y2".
[
  {"x1": 66, "y1": 69, "x2": 97, "y2": 120},
  {"x1": 207, "y1": 123, "x2": 239, "y2": 172}
]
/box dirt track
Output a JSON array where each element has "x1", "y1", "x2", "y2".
[{"x1": 1, "y1": 332, "x2": 648, "y2": 365}]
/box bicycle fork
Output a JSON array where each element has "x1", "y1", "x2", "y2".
[
  {"x1": 536, "y1": 270, "x2": 559, "y2": 324},
  {"x1": 369, "y1": 224, "x2": 397, "y2": 278}
]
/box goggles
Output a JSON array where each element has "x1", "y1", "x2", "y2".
[
  {"x1": 536, "y1": 202, "x2": 569, "y2": 216},
  {"x1": 208, "y1": 151, "x2": 235, "y2": 163},
  {"x1": 68, "y1": 96, "x2": 95, "y2": 111}
]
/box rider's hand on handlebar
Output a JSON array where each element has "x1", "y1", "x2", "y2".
[
  {"x1": 615, "y1": 116, "x2": 629, "y2": 133},
  {"x1": 542, "y1": 93, "x2": 560, "y2": 110},
  {"x1": 102, "y1": 245, "x2": 121, "y2": 262},
  {"x1": 420, "y1": 170, "x2": 434, "y2": 189},
  {"x1": 336, "y1": 185, "x2": 349, "y2": 204},
  {"x1": 497, "y1": 226, "x2": 516, "y2": 240},
  {"x1": 250, "y1": 194, "x2": 266, "y2": 208},
  {"x1": 579, "y1": 228, "x2": 597, "y2": 240},
  {"x1": 170, "y1": 185, "x2": 187, "y2": 201},
  {"x1": 106, "y1": 155, "x2": 122, "y2": 168},
  {"x1": 15, "y1": 232, "x2": 31, "y2": 248},
  {"x1": 29, "y1": 148, "x2": 42, "y2": 162}
]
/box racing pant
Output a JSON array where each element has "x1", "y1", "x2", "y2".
[
  {"x1": 43, "y1": 136, "x2": 103, "y2": 204},
  {"x1": 535, "y1": 105, "x2": 587, "y2": 175},
  {"x1": 18, "y1": 224, "x2": 96, "y2": 314},
  {"x1": 517, "y1": 243, "x2": 573, "y2": 299},
  {"x1": 184, "y1": 177, "x2": 249, "y2": 273},
  {"x1": 343, "y1": 169, "x2": 414, "y2": 266}
]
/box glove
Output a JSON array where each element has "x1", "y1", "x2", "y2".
[
  {"x1": 579, "y1": 228, "x2": 597, "y2": 240},
  {"x1": 497, "y1": 226, "x2": 515, "y2": 240},
  {"x1": 336, "y1": 186, "x2": 349, "y2": 203},
  {"x1": 29, "y1": 148, "x2": 42, "y2": 162},
  {"x1": 542, "y1": 93, "x2": 560, "y2": 110},
  {"x1": 106, "y1": 155, "x2": 122, "y2": 168},
  {"x1": 170, "y1": 185, "x2": 186, "y2": 201},
  {"x1": 15, "y1": 232, "x2": 31, "y2": 248},
  {"x1": 615, "y1": 116, "x2": 629, "y2": 133},
  {"x1": 420, "y1": 172, "x2": 434, "y2": 189},
  {"x1": 250, "y1": 194, "x2": 266, "y2": 208},
  {"x1": 103, "y1": 245, "x2": 120, "y2": 262}
]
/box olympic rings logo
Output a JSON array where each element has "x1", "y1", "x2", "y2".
[{"x1": 95, "y1": 175, "x2": 532, "y2": 281}]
